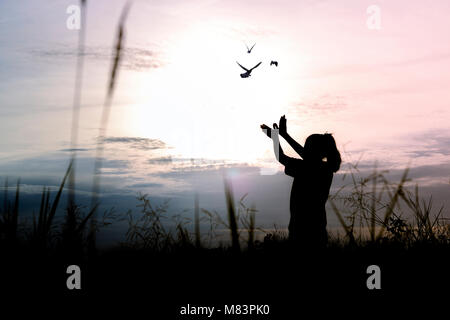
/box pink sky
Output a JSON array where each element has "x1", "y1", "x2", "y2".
[{"x1": 2, "y1": 0, "x2": 450, "y2": 166}]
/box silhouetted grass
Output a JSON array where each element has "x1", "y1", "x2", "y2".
[
  {"x1": 30, "y1": 160, "x2": 72, "y2": 250},
  {"x1": 329, "y1": 163, "x2": 449, "y2": 247},
  {"x1": 3, "y1": 161, "x2": 446, "y2": 257},
  {"x1": 0, "y1": 178, "x2": 20, "y2": 248},
  {"x1": 0, "y1": 161, "x2": 448, "y2": 299},
  {"x1": 194, "y1": 192, "x2": 201, "y2": 248},
  {"x1": 224, "y1": 177, "x2": 240, "y2": 253},
  {"x1": 89, "y1": 2, "x2": 132, "y2": 253}
]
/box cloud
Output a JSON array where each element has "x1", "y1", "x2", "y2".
[
  {"x1": 30, "y1": 45, "x2": 165, "y2": 72},
  {"x1": 406, "y1": 163, "x2": 450, "y2": 181},
  {"x1": 2, "y1": 146, "x2": 449, "y2": 238},
  {"x1": 147, "y1": 156, "x2": 173, "y2": 164},
  {"x1": 122, "y1": 47, "x2": 165, "y2": 71},
  {"x1": 103, "y1": 137, "x2": 167, "y2": 151},
  {"x1": 127, "y1": 182, "x2": 163, "y2": 188},
  {"x1": 309, "y1": 51, "x2": 450, "y2": 79},
  {"x1": 408, "y1": 130, "x2": 450, "y2": 157},
  {"x1": 101, "y1": 159, "x2": 129, "y2": 169},
  {"x1": 384, "y1": 128, "x2": 450, "y2": 165},
  {"x1": 339, "y1": 161, "x2": 450, "y2": 182},
  {"x1": 59, "y1": 148, "x2": 90, "y2": 152},
  {"x1": 147, "y1": 156, "x2": 237, "y2": 169},
  {"x1": 288, "y1": 94, "x2": 347, "y2": 117}
]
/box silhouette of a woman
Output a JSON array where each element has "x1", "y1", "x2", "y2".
[{"x1": 261, "y1": 116, "x2": 341, "y2": 248}]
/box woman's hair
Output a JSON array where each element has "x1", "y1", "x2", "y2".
[{"x1": 304, "y1": 133, "x2": 341, "y2": 172}]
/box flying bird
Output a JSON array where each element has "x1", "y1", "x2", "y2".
[
  {"x1": 270, "y1": 61, "x2": 278, "y2": 67},
  {"x1": 246, "y1": 43, "x2": 256, "y2": 53},
  {"x1": 236, "y1": 61, "x2": 262, "y2": 78}
]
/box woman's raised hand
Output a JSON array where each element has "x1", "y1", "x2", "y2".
[
  {"x1": 261, "y1": 118, "x2": 285, "y2": 138},
  {"x1": 279, "y1": 115, "x2": 287, "y2": 137},
  {"x1": 260, "y1": 124, "x2": 272, "y2": 138}
]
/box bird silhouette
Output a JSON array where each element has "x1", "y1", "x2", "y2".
[
  {"x1": 270, "y1": 61, "x2": 278, "y2": 67},
  {"x1": 246, "y1": 43, "x2": 256, "y2": 54},
  {"x1": 236, "y1": 61, "x2": 262, "y2": 78}
]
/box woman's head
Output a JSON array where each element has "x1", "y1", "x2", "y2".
[{"x1": 304, "y1": 133, "x2": 341, "y2": 172}]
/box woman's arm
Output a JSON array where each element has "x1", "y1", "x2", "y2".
[
  {"x1": 281, "y1": 132, "x2": 304, "y2": 158},
  {"x1": 278, "y1": 115, "x2": 304, "y2": 158},
  {"x1": 270, "y1": 124, "x2": 289, "y2": 165},
  {"x1": 276, "y1": 141, "x2": 289, "y2": 165},
  {"x1": 261, "y1": 123, "x2": 289, "y2": 165}
]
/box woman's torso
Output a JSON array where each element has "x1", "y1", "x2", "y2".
[{"x1": 290, "y1": 161, "x2": 333, "y2": 226}]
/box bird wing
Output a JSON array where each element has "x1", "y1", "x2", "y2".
[
  {"x1": 236, "y1": 61, "x2": 249, "y2": 72},
  {"x1": 250, "y1": 43, "x2": 255, "y2": 51},
  {"x1": 250, "y1": 61, "x2": 262, "y2": 71}
]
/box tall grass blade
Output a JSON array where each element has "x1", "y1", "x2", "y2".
[
  {"x1": 68, "y1": 0, "x2": 88, "y2": 207},
  {"x1": 248, "y1": 204, "x2": 255, "y2": 250},
  {"x1": 3, "y1": 178, "x2": 8, "y2": 215},
  {"x1": 370, "y1": 165, "x2": 377, "y2": 241},
  {"x1": 224, "y1": 178, "x2": 240, "y2": 253},
  {"x1": 194, "y1": 193, "x2": 201, "y2": 248},
  {"x1": 37, "y1": 187, "x2": 46, "y2": 234},
  {"x1": 90, "y1": 1, "x2": 132, "y2": 207},
  {"x1": 76, "y1": 203, "x2": 98, "y2": 234},
  {"x1": 89, "y1": 2, "x2": 132, "y2": 252},
  {"x1": 11, "y1": 179, "x2": 20, "y2": 243},
  {"x1": 329, "y1": 199, "x2": 354, "y2": 242},
  {"x1": 376, "y1": 167, "x2": 409, "y2": 240},
  {"x1": 46, "y1": 160, "x2": 73, "y2": 235}
]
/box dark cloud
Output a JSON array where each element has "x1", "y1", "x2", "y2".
[
  {"x1": 103, "y1": 136, "x2": 167, "y2": 151},
  {"x1": 332, "y1": 162, "x2": 450, "y2": 186},
  {"x1": 100, "y1": 159, "x2": 129, "y2": 169},
  {"x1": 407, "y1": 130, "x2": 450, "y2": 157},
  {"x1": 59, "y1": 148, "x2": 90, "y2": 152},
  {"x1": 127, "y1": 182, "x2": 163, "y2": 188},
  {"x1": 148, "y1": 156, "x2": 173, "y2": 164},
  {"x1": 156, "y1": 160, "x2": 252, "y2": 176},
  {"x1": 30, "y1": 45, "x2": 164, "y2": 72},
  {"x1": 147, "y1": 157, "x2": 233, "y2": 167},
  {"x1": 394, "y1": 163, "x2": 450, "y2": 181},
  {"x1": 121, "y1": 47, "x2": 164, "y2": 71},
  {"x1": 373, "y1": 129, "x2": 450, "y2": 168}
]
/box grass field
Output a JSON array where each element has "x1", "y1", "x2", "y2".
[{"x1": 1, "y1": 160, "x2": 448, "y2": 301}]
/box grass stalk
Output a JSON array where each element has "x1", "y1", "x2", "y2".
[
  {"x1": 224, "y1": 178, "x2": 240, "y2": 253},
  {"x1": 194, "y1": 193, "x2": 201, "y2": 248},
  {"x1": 248, "y1": 204, "x2": 255, "y2": 250},
  {"x1": 89, "y1": 2, "x2": 132, "y2": 252},
  {"x1": 68, "y1": 0, "x2": 88, "y2": 208},
  {"x1": 376, "y1": 168, "x2": 409, "y2": 240}
]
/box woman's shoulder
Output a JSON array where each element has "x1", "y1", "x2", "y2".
[{"x1": 284, "y1": 157, "x2": 304, "y2": 177}]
